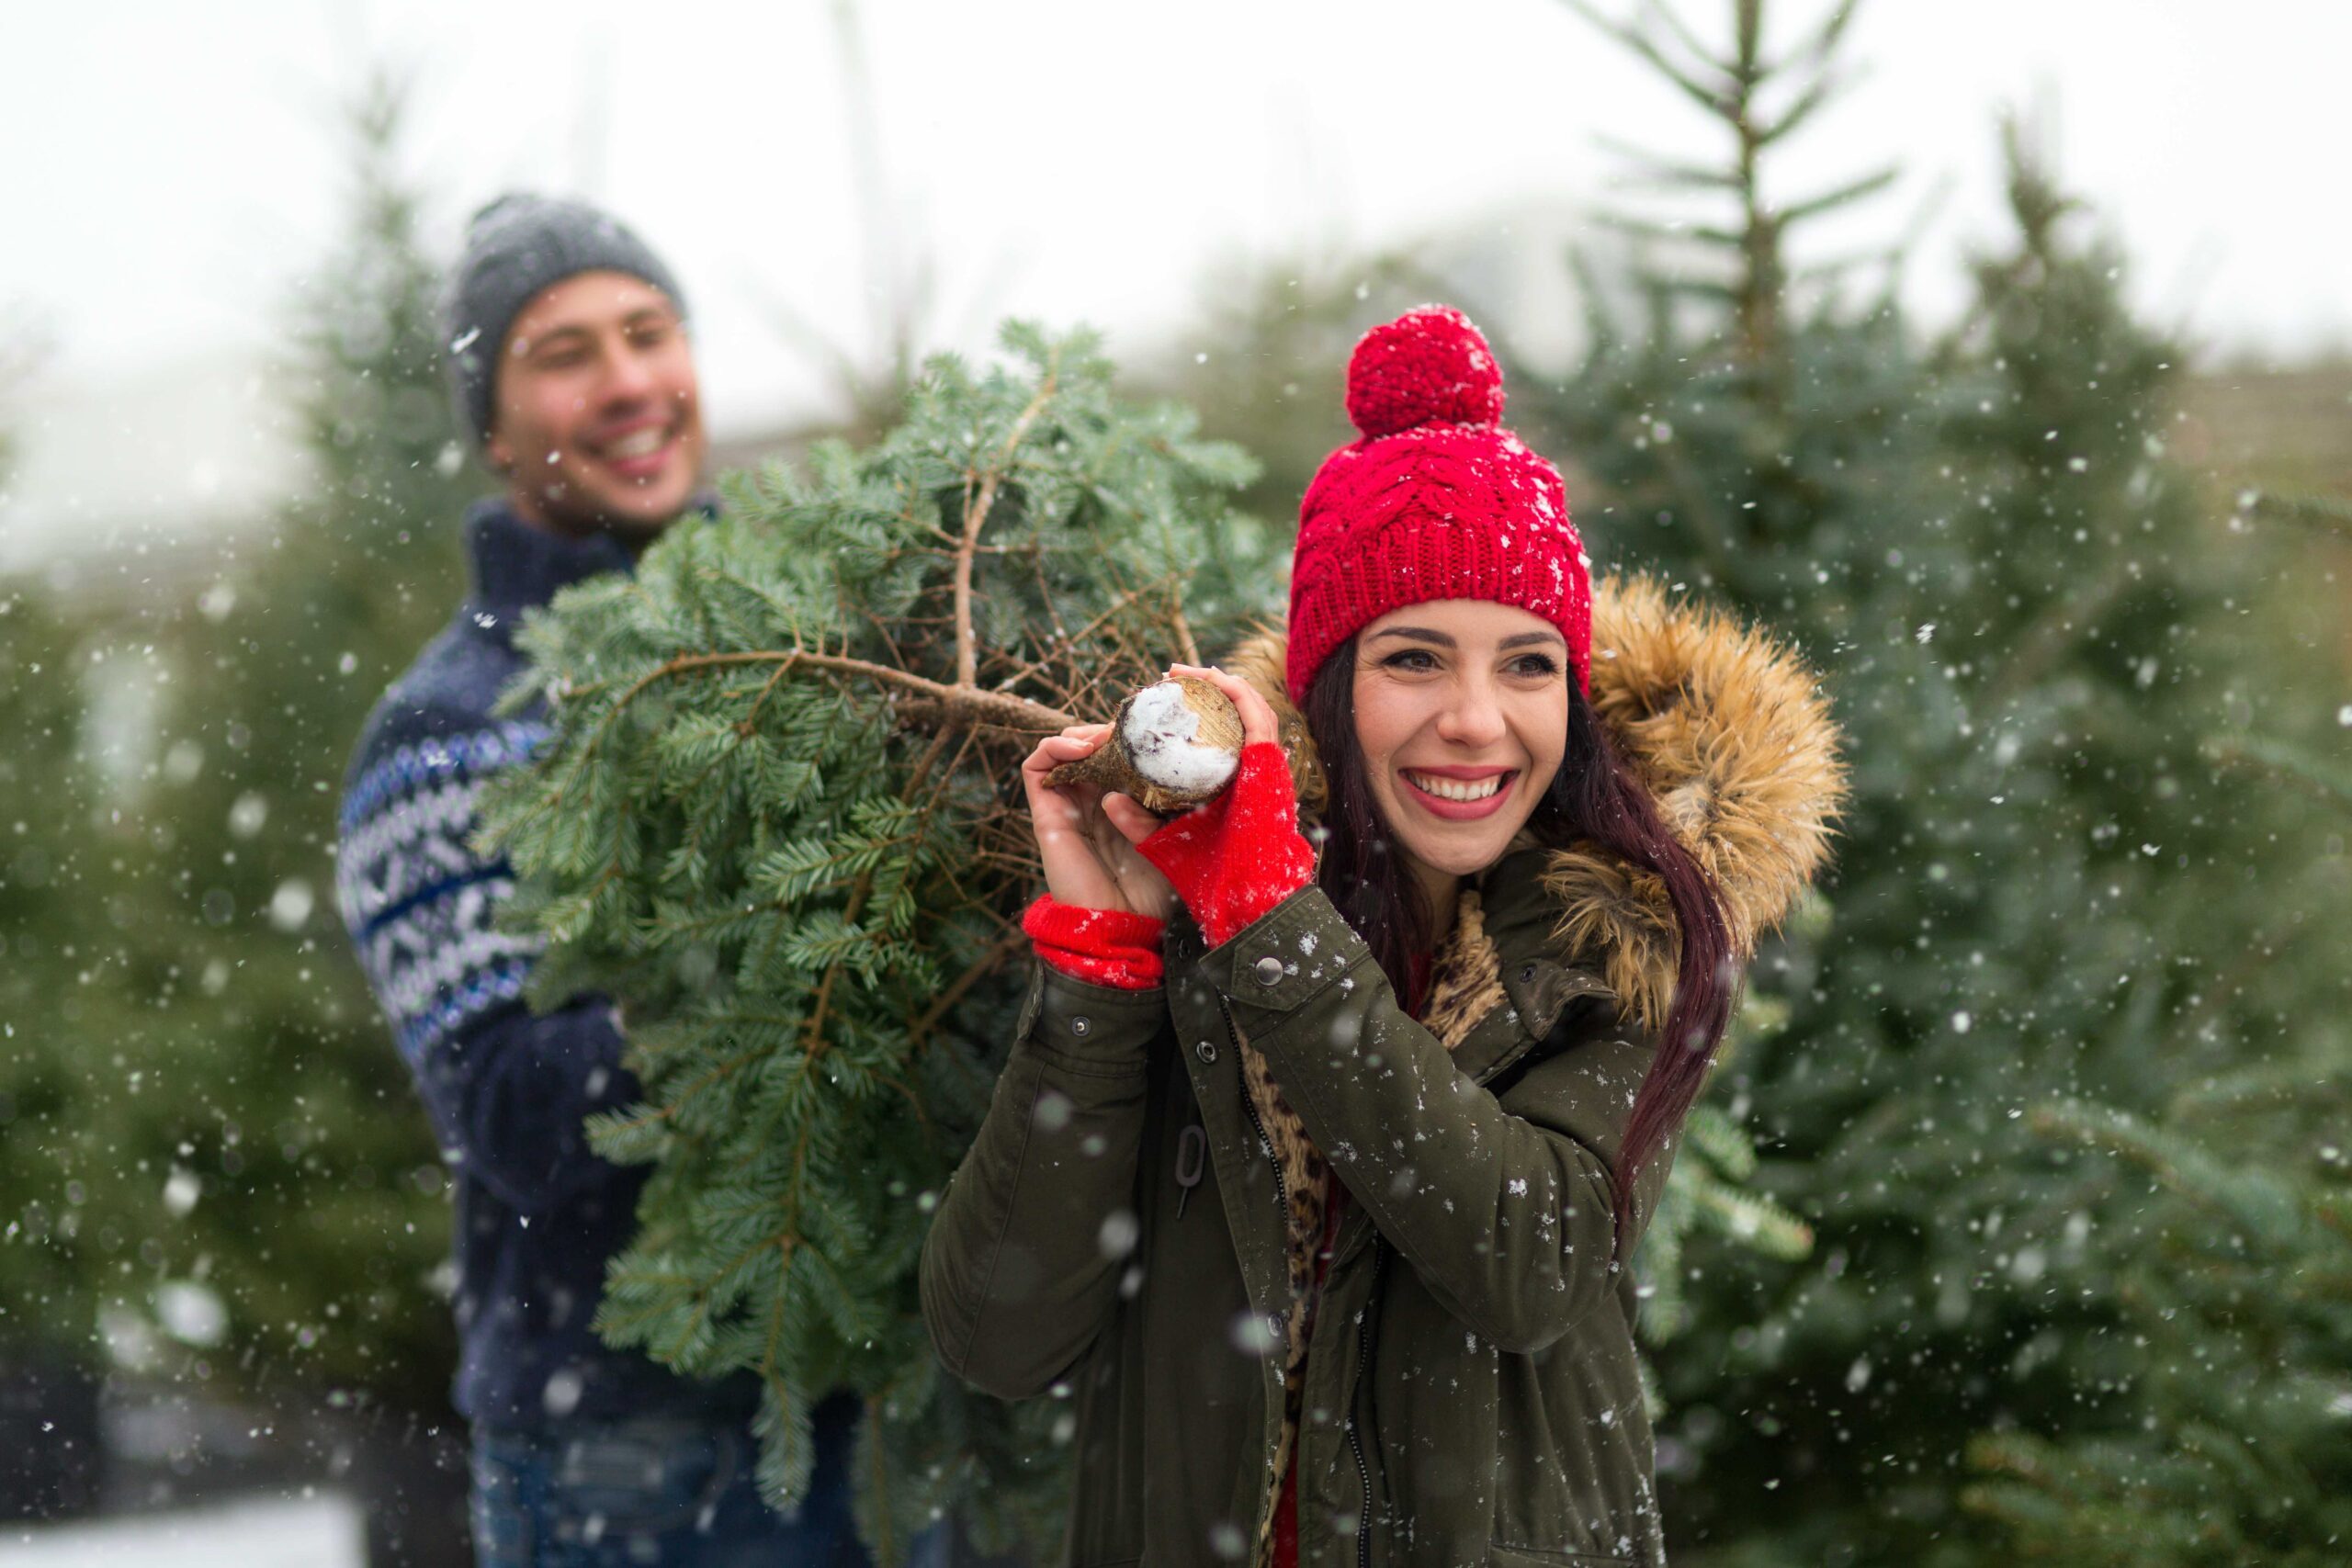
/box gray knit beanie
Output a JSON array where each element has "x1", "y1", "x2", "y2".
[{"x1": 441, "y1": 193, "x2": 687, "y2": 448}]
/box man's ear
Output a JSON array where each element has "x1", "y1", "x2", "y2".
[{"x1": 484, "y1": 431, "x2": 513, "y2": 476}]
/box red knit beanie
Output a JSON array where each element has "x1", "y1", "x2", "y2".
[{"x1": 1286, "y1": 305, "x2": 1591, "y2": 704}]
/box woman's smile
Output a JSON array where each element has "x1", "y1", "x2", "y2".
[{"x1": 1399, "y1": 765, "x2": 1520, "y2": 818}]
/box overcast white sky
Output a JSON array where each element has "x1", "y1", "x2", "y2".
[{"x1": 3, "y1": 1, "x2": 2346, "y2": 560}]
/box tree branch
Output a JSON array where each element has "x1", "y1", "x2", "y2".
[
  {"x1": 954, "y1": 355, "x2": 1061, "y2": 688},
  {"x1": 799, "y1": 726, "x2": 956, "y2": 1059},
  {"x1": 588, "y1": 647, "x2": 1078, "y2": 739},
  {"x1": 910, "y1": 930, "x2": 1030, "y2": 1047},
  {"x1": 1984, "y1": 558, "x2": 2136, "y2": 706},
  {"x1": 991, "y1": 577, "x2": 1171, "y2": 695},
  {"x1": 1169, "y1": 600, "x2": 1203, "y2": 668}
]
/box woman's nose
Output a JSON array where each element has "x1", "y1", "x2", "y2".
[{"x1": 1435, "y1": 679, "x2": 1509, "y2": 747}]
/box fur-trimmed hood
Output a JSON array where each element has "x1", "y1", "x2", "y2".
[{"x1": 1226, "y1": 573, "x2": 1847, "y2": 1028}]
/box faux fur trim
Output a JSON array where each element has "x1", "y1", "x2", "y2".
[
  {"x1": 1226, "y1": 572, "x2": 1846, "y2": 1032},
  {"x1": 1224, "y1": 627, "x2": 1328, "y2": 820},
  {"x1": 1555, "y1": 575, "x2": 1846, "y2": 1030}
]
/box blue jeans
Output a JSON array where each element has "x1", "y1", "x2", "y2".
[{"x1": 470, "y1": 1393, "x2": 947, "y2": 1567}]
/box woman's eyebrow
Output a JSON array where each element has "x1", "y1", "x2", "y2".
[{"x1": 1363, "y1": 625, "x2": 1561, "y2": 649}]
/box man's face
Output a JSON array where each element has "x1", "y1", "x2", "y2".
[{"x1": 486, "y1": 270, "x2": 707, "y2": 541}]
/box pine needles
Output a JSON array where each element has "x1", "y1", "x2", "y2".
[{"x1": 477, "y1": 323, "x2": 1269, "y2": 1553}]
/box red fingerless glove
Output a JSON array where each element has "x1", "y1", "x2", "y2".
[
  {"x1": 1022, "y1": 896, "x2": 1167, "y2": 991},
  {"x1": 1136, "y1": 741, "x2": 1317, "y2": 949}
]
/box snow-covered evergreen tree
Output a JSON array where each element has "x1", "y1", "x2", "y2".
[
  {"x1": 0, "y1": 71, "x2": 477, "y2": 1422},
  {"x1": 1513, "y1": 6, "x2": 2346, "y2": 1562}
]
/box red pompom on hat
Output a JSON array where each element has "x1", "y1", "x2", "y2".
[
  {"x1": 1286, "y1": 306, "x2": 1591, "y2": 704},
  {"x1": 1346, "y1": 305, "x2": 1508, "y2": 435}
]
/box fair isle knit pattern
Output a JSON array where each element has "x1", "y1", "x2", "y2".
[
  {"x1": 335, "y1": 501, "x2": 633, "y2": 1077},
  {"x1": 335, "y1": 500, "x2": 752, "y2": 1429},
  {"x1": 336, "y1": 716, "x2": 549, "y2": 1066}
]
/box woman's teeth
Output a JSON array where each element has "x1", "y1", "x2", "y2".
[
  {"x1": 602, "y1": 427, "x2": 669, "y2": 459},
  {"x1": 1406, "y1": 772, "x2": 1506, "y2": 802}
]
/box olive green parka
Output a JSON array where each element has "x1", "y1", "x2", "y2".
[{"x1": 922, "y1": 578, "x2": 1844, "y2": 1567}]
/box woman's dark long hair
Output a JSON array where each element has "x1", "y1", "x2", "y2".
[{"x1": 1301, "y1": 638, "x2": 1733, "y2": 1259}]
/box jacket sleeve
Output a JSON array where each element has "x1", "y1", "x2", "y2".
[
  {"x1": 1204, "y1": 886, "x2": 1663, "y2": 1355},
  {"x1": 920, "y1": 962, "x2": 1161, "y2": 1401},
  {"x1": 337, "y1": 704, "x2": 639, "y2": 1215},
  {"x1": 420, "y1": 995, "x2": 639, "y2": 1214}
]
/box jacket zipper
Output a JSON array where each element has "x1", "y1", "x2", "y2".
[
  {"x1": 1222, "y1": 1002, "x2": 1286, "y2": 1216},
  {"x1": 1238, "y1": 1085, "x2": 1286, "y2": 1214},
  {"x1": 1223, "y1": 996, "x2": 1382, "y2": 1565},
  {"x1": 1344, "y1": 1240, "x2": 1382, "y2": 1568},
  {"x1": 1217, "y1": 998, "x2": 1299, "y2": 1551},
  {"x1": 1214, "y1": 964, "x2": 1600, "y2": 1562}
]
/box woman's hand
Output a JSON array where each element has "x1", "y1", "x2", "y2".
[
  {"x1": 1022, "y1": 724, "x2": 1177, "y2": 920},
  {"x1": 1135, "y1": 664, "x2": 1317, "y2": 949}
]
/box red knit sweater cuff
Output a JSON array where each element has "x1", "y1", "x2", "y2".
[
  {"x1": 1136, "y1": 741, "x2": 1317, "y2": 949},
  {"x1": 1022, "y1": 895, "x2": 1167, "y2": 991}
]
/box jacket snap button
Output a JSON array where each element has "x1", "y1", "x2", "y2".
[
  {"x1": 1195, "y1": 1040, "x2": 1218, "y2": 1064},
  {"x1": 1252, "y1": 955, "x2": 1284, "y2": 986},
  {"x1": 1071, "y1": 1015, "x2": 1091, "y2": 1037}
]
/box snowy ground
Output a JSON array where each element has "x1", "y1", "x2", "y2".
[{"x1": 0, "y1": 1492, "x2": 365, "y2": 1567}]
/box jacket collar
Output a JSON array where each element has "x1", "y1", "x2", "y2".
[
  {"x1": 460, "y1": 499, "x2": 639, "y2": 647},
  {"x1": 460, "y1": 492, "x2": 720, "y2": 648}
]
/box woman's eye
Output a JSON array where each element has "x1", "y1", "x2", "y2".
[
  {"x1": 1381, "y1": 649, "x2": 1439, "y2": 671},
  {"x1": 1509, "y1": 653, "x2": 1562, "y2": 679}
]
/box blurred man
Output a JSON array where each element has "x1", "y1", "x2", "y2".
[{"x1": 336, "y1": 194, "x2": 904, "y2": 1567}]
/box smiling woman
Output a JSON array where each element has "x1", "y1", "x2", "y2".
[
  {"x1": 1350, "y1": 604, "x2": 1571, "y2": 878},
  {"x1": 922, "y1": 305, "x2": 1844, "y2": 1566}
]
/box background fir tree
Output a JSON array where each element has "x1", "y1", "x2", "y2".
[
  {"x1": 0, "y1": 69, "x2": 473, "y2": 1451},
  {"x1": 1962, "y1": 1088, "x2": 2352, "y2": 1566},
  {"x1": 1510, "y1": 4, "x2": 2348, "y2": 1562},
  {"x1": 111, "y1": 65, "x2": 471, "y2": 1415},
  {"x1": 0, "y1": 323, "x2": 128, "y2": 1515},
  {"x1": 1959, "y1": 498, "x2": 2352, "y2": 1565},
  {"x1": 481, "y1": 323, "x2": 1270, "y2": 1556},
  {"x1": 0, "y1": 317, "x2": 119, "y2": 1377}
]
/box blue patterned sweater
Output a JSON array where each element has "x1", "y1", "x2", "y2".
[{"x1": 336, "y1": 501, "x2": 754, "y2": 1429}]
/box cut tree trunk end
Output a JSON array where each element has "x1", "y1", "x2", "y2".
[{"x1": 1047, "y1": 675, "x2": 1244, "y2": 815}]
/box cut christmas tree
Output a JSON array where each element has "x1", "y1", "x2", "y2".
[{"x1": 478, "y1": 323, "x2": 1271, "y2": 1556}]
